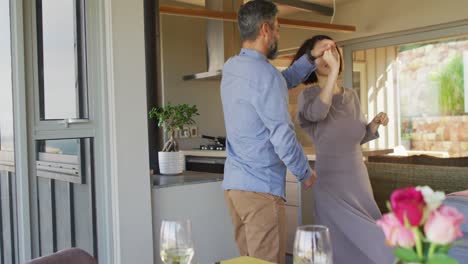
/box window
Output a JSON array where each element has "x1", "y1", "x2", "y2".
[
  {"x1": 397, "y1": 37, "x2": 468, "y2": 157},
  {"x1": 36, "y1": 138, "x2": 93, "y2": 184},
  {"x1": 36, "y1": 0, "x2": 88, "y2": 120},
  {"x1": 352, "y1": 35, "x2": 468, "y2": 157}
]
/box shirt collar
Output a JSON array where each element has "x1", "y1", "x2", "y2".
[{"x1": 239, "y1": 48, "x2": 268, "y2": 61}]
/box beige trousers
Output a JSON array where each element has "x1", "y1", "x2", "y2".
[{"x1": 224, "y1": 190, "x2": 286, "y2": 264}]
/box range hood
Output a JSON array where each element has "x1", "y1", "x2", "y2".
[{"x1": 183, "y1": 0, "x2": 225, "y2": 81}]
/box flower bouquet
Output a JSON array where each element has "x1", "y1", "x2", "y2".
[{"x1": 377, "y1": 186, "x2": 465, "y2": 264}]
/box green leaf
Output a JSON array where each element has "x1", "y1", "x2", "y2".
[
  {"x1": 422, "y1": 241, "x2": 431, "y2": 256},
  {"x1": 386, "y1": 201, "x2": 392, "y2": 212},
  {"x1": 426, "y1": 254, "x2": 459, "y2": 264},
  {"x1": 148, "y1": 103, "x2": 200, "y2": 151},
  {"x1": 436, "y1": 245, "x2": 451, "y2": 254},
  {"x1": 394, "y1": 248, "x2": 420, "y2": 262},
  {"x1": 148, "y1": 104, "x2": 199, "y2": 131}
]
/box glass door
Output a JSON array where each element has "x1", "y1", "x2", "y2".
[
  {"x1": 27, "y1": 0, "x2": 97, "y2": 258},
  {"x1": 0, "y1": 0, "x2": 19, "y2": 263}
]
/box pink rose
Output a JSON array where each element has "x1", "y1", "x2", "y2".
[
  {"x1": 377, "y1": 213, "x2": 416, "y2": 248},
  {"x1": 392, "y1": 225, "x2": 416, "y2": 248},
  {"x1": 377, "y1": 213, "x2": 401, "y2": 240},
  {"x1": 424, "y1": 205, "x2": 465, "y2": 245},
  {"x1": 391, "y1": 187, "x2": 426, "y2": 226}
]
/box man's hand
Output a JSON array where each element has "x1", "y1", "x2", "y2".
[
  {"x1": 302, "y1": 171, "x2": 317, "y2": 189},
  {"x1": 311, "y1": 39, "x2": 335, "y2": 59}
]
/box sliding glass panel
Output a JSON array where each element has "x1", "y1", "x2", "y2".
[
  {"x1": 0, "y1": 0, "x2": 15, "y2": 172},
  {"x1": 37, "y1": 0, "x2": 88, "y2": 120},
  {"x1": 352, "y1": 35, "x2": 468, "y2": 156}
]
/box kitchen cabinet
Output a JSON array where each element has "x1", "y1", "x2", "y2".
[
  {"x1": 285, "y1": 166, "x2": 316, "y2": 255},
  {"x1": 285, "y1": 172, "x2": 299, "y2": 254},
  {"x1": 152, "y1": 173, "x2": 238, "y2": 264}
]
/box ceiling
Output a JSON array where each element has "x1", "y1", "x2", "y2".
[{"x1": 171, "y1": 0, "x2": 353, "y2": 16}]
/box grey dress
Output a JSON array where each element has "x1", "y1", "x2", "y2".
[{"x1": 297, "y1": 86, "x2": 394, "y2": 264}]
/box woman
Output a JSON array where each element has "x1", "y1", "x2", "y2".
[{"x1": 293, "y1": 35, "x2": 394, "y2": 264}]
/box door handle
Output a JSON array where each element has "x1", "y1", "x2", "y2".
[{"x1": 59, "y1": 118, "x2": 89, "y2": 128}]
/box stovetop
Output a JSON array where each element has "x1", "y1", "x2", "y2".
[{"x1": 199, "y1": 144, "x2": 225, "y2": 151}]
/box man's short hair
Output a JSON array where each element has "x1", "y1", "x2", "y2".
[{"x1": 237, "y1": 0, "x2": 278, "y2": 41}]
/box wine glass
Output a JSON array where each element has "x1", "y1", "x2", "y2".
[
  {"x1": 160, "y1": 219, "x2": 194, "y2": 264},
  {"x1": 293, "y1": 225, "x2": 333, "y2": 264}
]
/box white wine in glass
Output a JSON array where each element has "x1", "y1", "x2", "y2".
[
  {"x1": 293, "y1": 225, "x2": 332, "y2": 264},
  {"x1": 160, "y1": 219, "x2": 194, "y2": 264},
  {"x1": 160, "y1": 248, "x2": 194, "y2": 264}
]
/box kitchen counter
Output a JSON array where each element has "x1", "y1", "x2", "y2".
[
  {"x1": 152, "y1": 147, "x2": 395, "y2": 261},
  {"x1": 152, "y1": 170, "x2": 223, "y2": 188},
  {"x1": 182, "y1": 147, "x2": 393, "y2": 160},
  {"x1": 152, "y1": 173, "x2": 238, "y2": 263},
  {"x1": 182, "y1": 150, "x2": 316, "y2": 160}
]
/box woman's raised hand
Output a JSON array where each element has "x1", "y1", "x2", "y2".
[{"x1": 322, "y1": 49, "x2": 340, "y2": 73}]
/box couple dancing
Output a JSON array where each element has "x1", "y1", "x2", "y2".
[{"x1": 221, "y1": 1, "x2": 393, "y2": 264}]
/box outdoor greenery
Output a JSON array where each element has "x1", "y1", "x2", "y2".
[
  {"x1": 431, "y1": 55, "x2": 465, "y2": 115},
  {"x1": 398, "y1": 37, "x2": 468, "y2": 53},
  {"x1": 149, "y1": 103, "x2": 199, "y2": 152}
]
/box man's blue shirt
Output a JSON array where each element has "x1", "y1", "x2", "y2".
[{"x1": 221, "y1": 48, "x2": 316, "y2": 198}]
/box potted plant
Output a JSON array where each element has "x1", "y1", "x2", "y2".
[{"x1": 149, "y1": 103, "x2": 199, "y2": 175}]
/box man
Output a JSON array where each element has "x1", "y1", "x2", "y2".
[{"x1": 221, "y1": 1, "x2": 334, "y2": 263}]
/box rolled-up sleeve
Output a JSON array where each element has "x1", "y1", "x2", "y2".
[
  {"x1": 361, "y1": 124, "x2": 379, "y2": 145},
  {"x1": 297, "y1": 90, "x2": 331, "y2": 125},
  {"x1": 282, "y1": 54, "x2": 316, "y2": 89},
  {"x1": 253, "y1": 74, "x2": 312, "y2": 182}
]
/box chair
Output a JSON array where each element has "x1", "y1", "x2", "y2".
[
  {"x1": 444, "y1": 195, "x2": 468, "y2": 263},
  {"x1": 25, "y1": 248, "x2": 97, "y2": 264}
]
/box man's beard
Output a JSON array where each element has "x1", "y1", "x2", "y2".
[{"x1": 267, "y1": 40, "x2": 278, "y2": 60}]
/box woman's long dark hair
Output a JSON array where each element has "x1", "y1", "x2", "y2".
[{"x1": 290, "y1": 35, "x2": 343, "y2": 85}]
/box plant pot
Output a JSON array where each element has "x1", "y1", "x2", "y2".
[
  {"x1": 158, "y1": 151, "x2": 184, "y2": 175},
  {"x1": 401, "y1": 139, "x2": 411, "y2": 150}
]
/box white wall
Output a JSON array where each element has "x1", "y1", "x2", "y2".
[
  {"x1": 160, "y1": 15, "x2": 227, "y2": 141},
  {"x1": 104, "y1": 0, "x2": 154, "y2": 263},
  {"x1": 331, "y1": 0, "x2": 468, "y2": 41},
  {"x1": 278, "y1": 0, "x2": 468, "y2": 49},
  {"x1": 278, "y1": 9, "x2": 336, "y2": 51}
]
